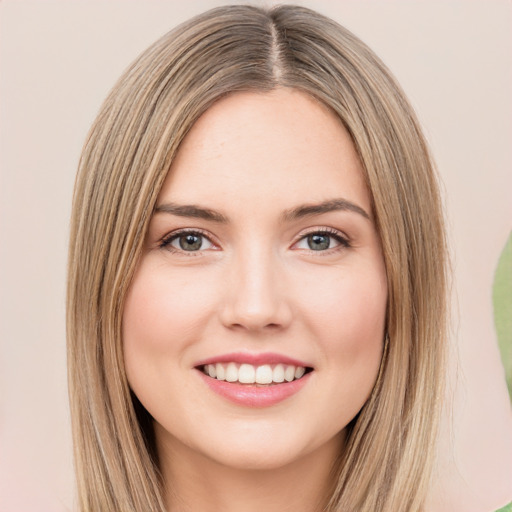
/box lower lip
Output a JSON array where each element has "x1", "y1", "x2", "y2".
[{"x1": 197, "y1": 370, "x2": 312, "y2": 407}]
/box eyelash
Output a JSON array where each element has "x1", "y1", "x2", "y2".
[
  {"x1": 158, "y1": 227, "x2": 351, "y2": 256},
  {"x1": 294, "y1": 227, "x2": 351, "y2": 253},
  {"x1": 159, "y1": 228, "x2": 216, "y2": 256}
]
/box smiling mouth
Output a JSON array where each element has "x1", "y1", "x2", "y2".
[{"x1": 199, "y1": 362, "x2": 313, "y2": 385}]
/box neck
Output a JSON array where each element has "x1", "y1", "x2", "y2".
[{"x1": 157, "y1": 431, "x2": 344, "y2": 512}]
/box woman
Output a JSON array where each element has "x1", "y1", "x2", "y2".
[{"x1": 67, "y1": 4, "x2": 469, "y2": 511}]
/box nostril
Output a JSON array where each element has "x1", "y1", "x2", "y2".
[
  {"x1": 264, "y1": 323, "x2": 282, "y2": 330},
  {"x1": 227, "y1": 321, "x2": 283, "y2": 332}
]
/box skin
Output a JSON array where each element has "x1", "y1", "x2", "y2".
[{"x1": 123, "y1": 89, "x2": 388, "y2": 512}]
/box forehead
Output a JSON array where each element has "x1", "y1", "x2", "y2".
[{"x1": 158, "y1": 88, "x2": 370, "y2": 215}]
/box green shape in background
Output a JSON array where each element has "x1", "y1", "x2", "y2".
[{"x1": 493, "y1": 231, "x2": 512, "y2": 400}]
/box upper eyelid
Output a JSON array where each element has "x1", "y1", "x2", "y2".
[
  {"x1": 159, "y1": 228, "x2": 219, "y2": 255},
  {"x1": 161, "y1": 227, "x2": 215, "y2": 243},
  {"x1": 293, "y1": 226, "x2": 349, "y2": 241},
  {"x1": 291, "y1": 227, "x2": 351, "y2": 252}
]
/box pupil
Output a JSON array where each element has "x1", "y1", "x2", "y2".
[
  {"x1": 308, "y1": 234, "x2": 330, "y2": 251},
  {"x1": 180, "y1": 234, "x2": 202, "y2": 251}
]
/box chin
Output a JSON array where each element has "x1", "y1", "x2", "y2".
[
  {"x1": 208, "y1": 444, "x2": 303, "y2": 471},
  {"x1": 191, "y1": 424, "x2": 343, "y2": 473}
]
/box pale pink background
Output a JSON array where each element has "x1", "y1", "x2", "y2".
[{"x1": 0, "y1": 1, "x2": 511, "y2": 511}]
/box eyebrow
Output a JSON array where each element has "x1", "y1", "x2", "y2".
[
  {"x1": 154, "y1": 198, "x2": 370, "y2": 223},
  {"x1": 154, "y1": 203, "x2": 229, "y2": 223},
  {"x1": 282, "y1": 198, "x2": 370, "y2": 222}
]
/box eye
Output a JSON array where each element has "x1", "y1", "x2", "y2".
[
  {"x1": 293, "y1": 229, "x2": 350, "y2": 252},
  {"x1": 161, "y1": 230, "x2": 215, "y2": 253}
]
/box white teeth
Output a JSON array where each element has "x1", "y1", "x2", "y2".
[
  {"x1": 215, "y1": 363, "x2": 226, "y2": 381},
  {"x1": 272, "y1": 364, "x2": 285, "y2": 383},
  {"x1": 238, "y1": 364, "x2": 255, "y2": 384},
  {"x1": 226, "y1": 362, "x2": 238, "y2": 382},
  {"x1": 284, "y1": 365, "x2": 295, "y2": 382},
  {"x1": 255, "y1": 364, "x2": 273, "y2": 384},
  {"x1": 203, "y1": 362, "x2": 309, "y2": 384}
]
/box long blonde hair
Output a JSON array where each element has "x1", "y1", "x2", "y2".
[{"x1": 67, "y1": 5, "x2": 447, "y2": 511}]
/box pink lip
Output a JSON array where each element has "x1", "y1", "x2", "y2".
[
  {"x1": 194, "y1": 352, "x2": 314, "y2": 408},
  {"x1": 197, "y1": 370, "x2": 312, "y2": 408},
  {"x1": 194, "y1": 352, "x2": 312, "y2": 368}
]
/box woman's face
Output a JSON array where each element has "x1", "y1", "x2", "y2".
[{"x1": 123, "y1": 89, "x2": 387, "y2": 472}]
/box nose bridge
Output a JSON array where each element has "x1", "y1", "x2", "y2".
[{"x1": 220, "y1": 242, "x2": 291, "y2": 331}]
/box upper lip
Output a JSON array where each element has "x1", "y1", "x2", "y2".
[{"x1": 194, "y1": 352, "x2": 313, "y2": 369}]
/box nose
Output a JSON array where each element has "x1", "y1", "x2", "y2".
[{"x1": 218, "y1": 248, "x2": 293, "y2": 333}]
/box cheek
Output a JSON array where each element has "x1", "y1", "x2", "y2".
[
  {"x1": 123, "y1": 263, "x2": 212, "y2": 353},
  {"x1": 303, "y1": 263, "x2": 387, "y2": 345},
  {"x1": 122, "y1": 262, "x2": 213, "y2": 399},
  {"x1": 300, "y1": 262, "x2": 387, "y2": 401},
  {"x1": 121, "y1": 261, "x2": 219, "y2": 427}
]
